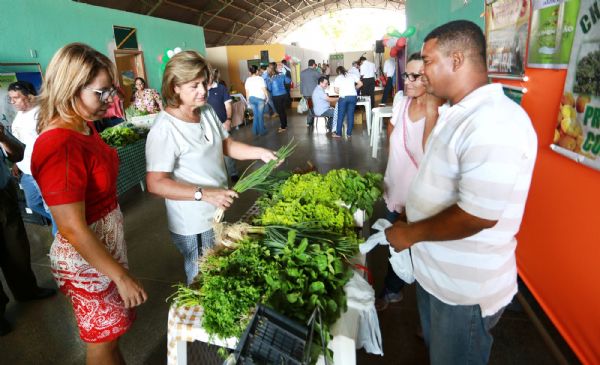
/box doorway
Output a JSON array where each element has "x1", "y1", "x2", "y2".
[{"x1": 113, "y1": 50, "x2": 147, "y2": 109}]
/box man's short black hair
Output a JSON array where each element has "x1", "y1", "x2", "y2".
[
  {"x1": 281, "y1": 59, "x2": 288, "y2": 65},
  {"x1": 317, "y1": 76, "x2": 328, "y2": 84},
  {"x1": 359, "y1": 56, "x2": 367, "y2": 62},
  {"x1": 308, "y1": 59, "x2": 316, "y2": 67},
  {"x1": 424, "y1": 20, "x2": 486, "y2": 68},
  {"x1": 8, "y1": 80, "x2": 37, "y2": 96}
]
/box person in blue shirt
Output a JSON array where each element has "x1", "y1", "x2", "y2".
[
  {"x1": 268, "y1": 63, "x2": 291, "y2": 132},
  {"x1": 311, "y1": 76, "x2": 337, "y2": 132},
  {"x1": 207, "y1": 68, "x2": 238, "y2": 181},
  {"x1": 0, "y1": 124, "x2": 55, "y2": 336},
  {"x1": 261, "y1": 64, "x2": 276, "y2": 118}
]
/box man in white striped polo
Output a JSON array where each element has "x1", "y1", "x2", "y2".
[{"x1": 384, "y1": 20, "x2": 537, "y2": 364}]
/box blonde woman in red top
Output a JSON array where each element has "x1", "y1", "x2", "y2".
[{"x1": 31, "y1": 43, "x2": 147, "y2": 365}]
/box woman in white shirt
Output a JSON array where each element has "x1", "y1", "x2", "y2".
[
  {"x1": 244, "y1": 65, "x2": 269, "y2": 136},
  {"x1": 332, "y1": 66, "x2": 363, "y2": 138},
  {"x1": 146, "y1": 51, "x2": 277, "y2": 284}
]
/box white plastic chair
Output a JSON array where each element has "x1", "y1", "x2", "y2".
[{"x1": 370, "y1": 106, "x2": 393, "y2": 158}]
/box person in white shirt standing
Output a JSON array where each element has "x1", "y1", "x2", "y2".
[
  {"x1": 359, "y1": 56, "x2": 376, "y2": 109},
  {"x1": 381, "y1": 57, "x2": 396, "y2": 104},
  {"x1": 146, "y1": 51, "x2": 278, "y2": 285},
  {"x1": 384, "y1": 20, "x2": 537, "y2": 365},
  {"x1": 7, "y1": 81, "x2": 56, "y2": 235}
]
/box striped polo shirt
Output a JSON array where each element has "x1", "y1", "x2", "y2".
[{"x1": 406, "y1": 83, "x2": 537, "y2": 317}]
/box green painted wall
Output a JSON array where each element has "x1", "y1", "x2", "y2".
[
  {"x1": 0, "y1": 0, "x2": 206, "y2": 91},
  {"x1": 405, "y1": 0, "x2": 485, "y2": 54}
]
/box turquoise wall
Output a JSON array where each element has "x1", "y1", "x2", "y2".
[
  {"x1": 0, "y1": 0, "x2": 206, "y2": 91},
  {"x1": 405, "y1": 0, "x2": 485, "y2": 54}
]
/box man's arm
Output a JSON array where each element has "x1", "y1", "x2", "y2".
[
  {"x1": 385, "y1": 204, "x2": 497, "y2": 252},
  {"x1": 0, "y1": 125, "x2": 24, "y2": 162}
]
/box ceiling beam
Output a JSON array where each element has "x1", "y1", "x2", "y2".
[
  {"x1": 202, "y1": 0, "x2": 233, "y2": 27},
  {"x1": 203, "y1": 27, "x2": 263, "y2": 42},
  {"x1": 219, "y1": 0, "x2": 282, "y2": 45},
  {"x1": 146, "y1": 0, "x2": 164, "y2": 15}
]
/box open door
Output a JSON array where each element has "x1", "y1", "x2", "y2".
[{"x1": 114, "y1": 50, "x2": 147, "y2": 108}]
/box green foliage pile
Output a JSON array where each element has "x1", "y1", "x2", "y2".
[
  {"x1": 100, "y1": 126, "x2": 141, "y2": 147},
  {"x1": 170, "y1": 168, "x2": 383, "y2": 362}
]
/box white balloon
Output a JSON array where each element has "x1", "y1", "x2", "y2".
[
  {"x1": 174, "y1": 47, "x2": 182, "y2": 54},
  {"x1": 167, "y1": 50, "x2": 175, "y2": 58}
]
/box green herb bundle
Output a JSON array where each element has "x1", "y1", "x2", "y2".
[{"x1": 213, "y1": 139, "x2": 297, "y2": 222}]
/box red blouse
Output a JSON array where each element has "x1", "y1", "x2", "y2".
[{"x1": 31, "y1": 123, "x2": 119, "y2": 224}]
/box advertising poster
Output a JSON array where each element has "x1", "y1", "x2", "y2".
[
  {"x1": 552, "y1": 0, "x2": 600, "y2": 171},
  {"x1": 503, "y1": 86, "x2": 524, "y2": 104},
  {"x1": 0, "y1": 73, "x2": 18, "y2": 128},
  {"x1": 527, "y1": 0, "x2": 581, "y2": 69},
  {"x1": 485, "y1": 0, "x2": 531, "y2": 76}
]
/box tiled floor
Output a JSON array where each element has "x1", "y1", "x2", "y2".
[{"x1": 0, "y1": 111, "x2": 579, "y2": 364}]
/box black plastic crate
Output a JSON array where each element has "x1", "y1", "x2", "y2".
[{"x1": 232, "y1": 305, "x2": 312, "y2": 365}]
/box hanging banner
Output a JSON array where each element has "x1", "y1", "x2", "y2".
[
  {"x1": 552, "y1": 0, "x2": 600, "y2": 171},
  {"x1": 485, "y1": 0, "x2": 530, "y2": 76},
  {"x1": 527, "y1": 0, "x2": 581, "y2": 69}
]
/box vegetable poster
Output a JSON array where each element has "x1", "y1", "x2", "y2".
[
  {"x1": 527, "y1": 0, "x2": 581, "y2": 69},
  {"x1": 485, "y1": 0, "x2": 530, "y2": 76},
  {"x1": 552, "y1": 0, "x2": 600, "y2": 171}
]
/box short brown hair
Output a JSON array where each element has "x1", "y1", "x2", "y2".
[
  {"x1": 38, "y1": 43, "x2": 115, "y2": 133},
  {"x1": 161, "y1": 50, "x2": 211, "y2": 108}
]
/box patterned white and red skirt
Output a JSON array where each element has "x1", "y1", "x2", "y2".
[{"x1": 49, "y1": 207, "x2": 135, "y2": 343}]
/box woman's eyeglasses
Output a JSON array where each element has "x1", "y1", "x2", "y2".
[
  {"x1": 85, "y1": 87, "x2": 117, "y2": 103},
  {"x1": 401, "y1": 72, "x2": 423, "y2": 82}
]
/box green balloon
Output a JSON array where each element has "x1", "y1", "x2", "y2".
[
  {"x1": 390, "y1": 30, "x2": 403, "y2": 38},
  {"x1": 402, "y1": 26, "x2": 416, "y2": 38}
]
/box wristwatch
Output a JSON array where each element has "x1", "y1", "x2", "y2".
[{"x1": 193, "y1": 186, "x2": 203, "y2": 201}]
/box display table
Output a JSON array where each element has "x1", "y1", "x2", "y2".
[
  {"x1": 116, "y1": 138, "x2": 146, "y2": 196},
  {"x1": 166, "y1": 271, "x2": 374, "y2": 365}
]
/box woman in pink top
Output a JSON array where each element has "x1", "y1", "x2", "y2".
[{"x1": 378, "y1": 53, "x2": 444, "y2": 310}]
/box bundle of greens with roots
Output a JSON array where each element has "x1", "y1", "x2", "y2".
[
  {"x1": 170, "y1": 223, "x2": 360, "y2": 363},
  {"x1": 213, "y1": 139, "x2": 297, "y2": 222}
]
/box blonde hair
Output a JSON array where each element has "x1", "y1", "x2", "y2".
[
  {"x1": 162, "y1": 50, "x2": 211, "y2": 108},
  {"x1": 37, "y1": 43, "x2": 116, "y2": 133}
]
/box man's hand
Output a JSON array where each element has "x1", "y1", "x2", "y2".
[{"x1": 384, "y1": 221, "x2": 414, "y2": 252}]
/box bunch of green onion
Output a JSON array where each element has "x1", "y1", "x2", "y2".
[{"x1": 214, "y1": 139, "x2": 297, "y2": 222}]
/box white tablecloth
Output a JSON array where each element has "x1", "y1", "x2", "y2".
[{"x1": 166, "y1": 266, "x2": 378, "y2": 365}]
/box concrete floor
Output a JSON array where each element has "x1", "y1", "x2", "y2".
[{"x1": 0, "y1": 111, "x2": 580, "y2": 364}]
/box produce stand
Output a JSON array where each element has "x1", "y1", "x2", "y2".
[
  {"x1": 166, "y1": 166, "x2": 383, "y2": 364},
  {"x1": 166, "y1": 272, "x2": 365, "y2": 365},
  {"x1": 116, "y1": 138, "x2": 146, "y2": 196}
]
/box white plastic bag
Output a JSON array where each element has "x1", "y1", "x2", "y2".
[
  {"x1": 359, "y1": 219, "x2": 415, "y2": 284},
  {"x1": 344, "y1": 272, "x2": 383, "y2": 355},
  {"x1": 297, "y1": 97, "x2": 308, "y2": 113}
]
